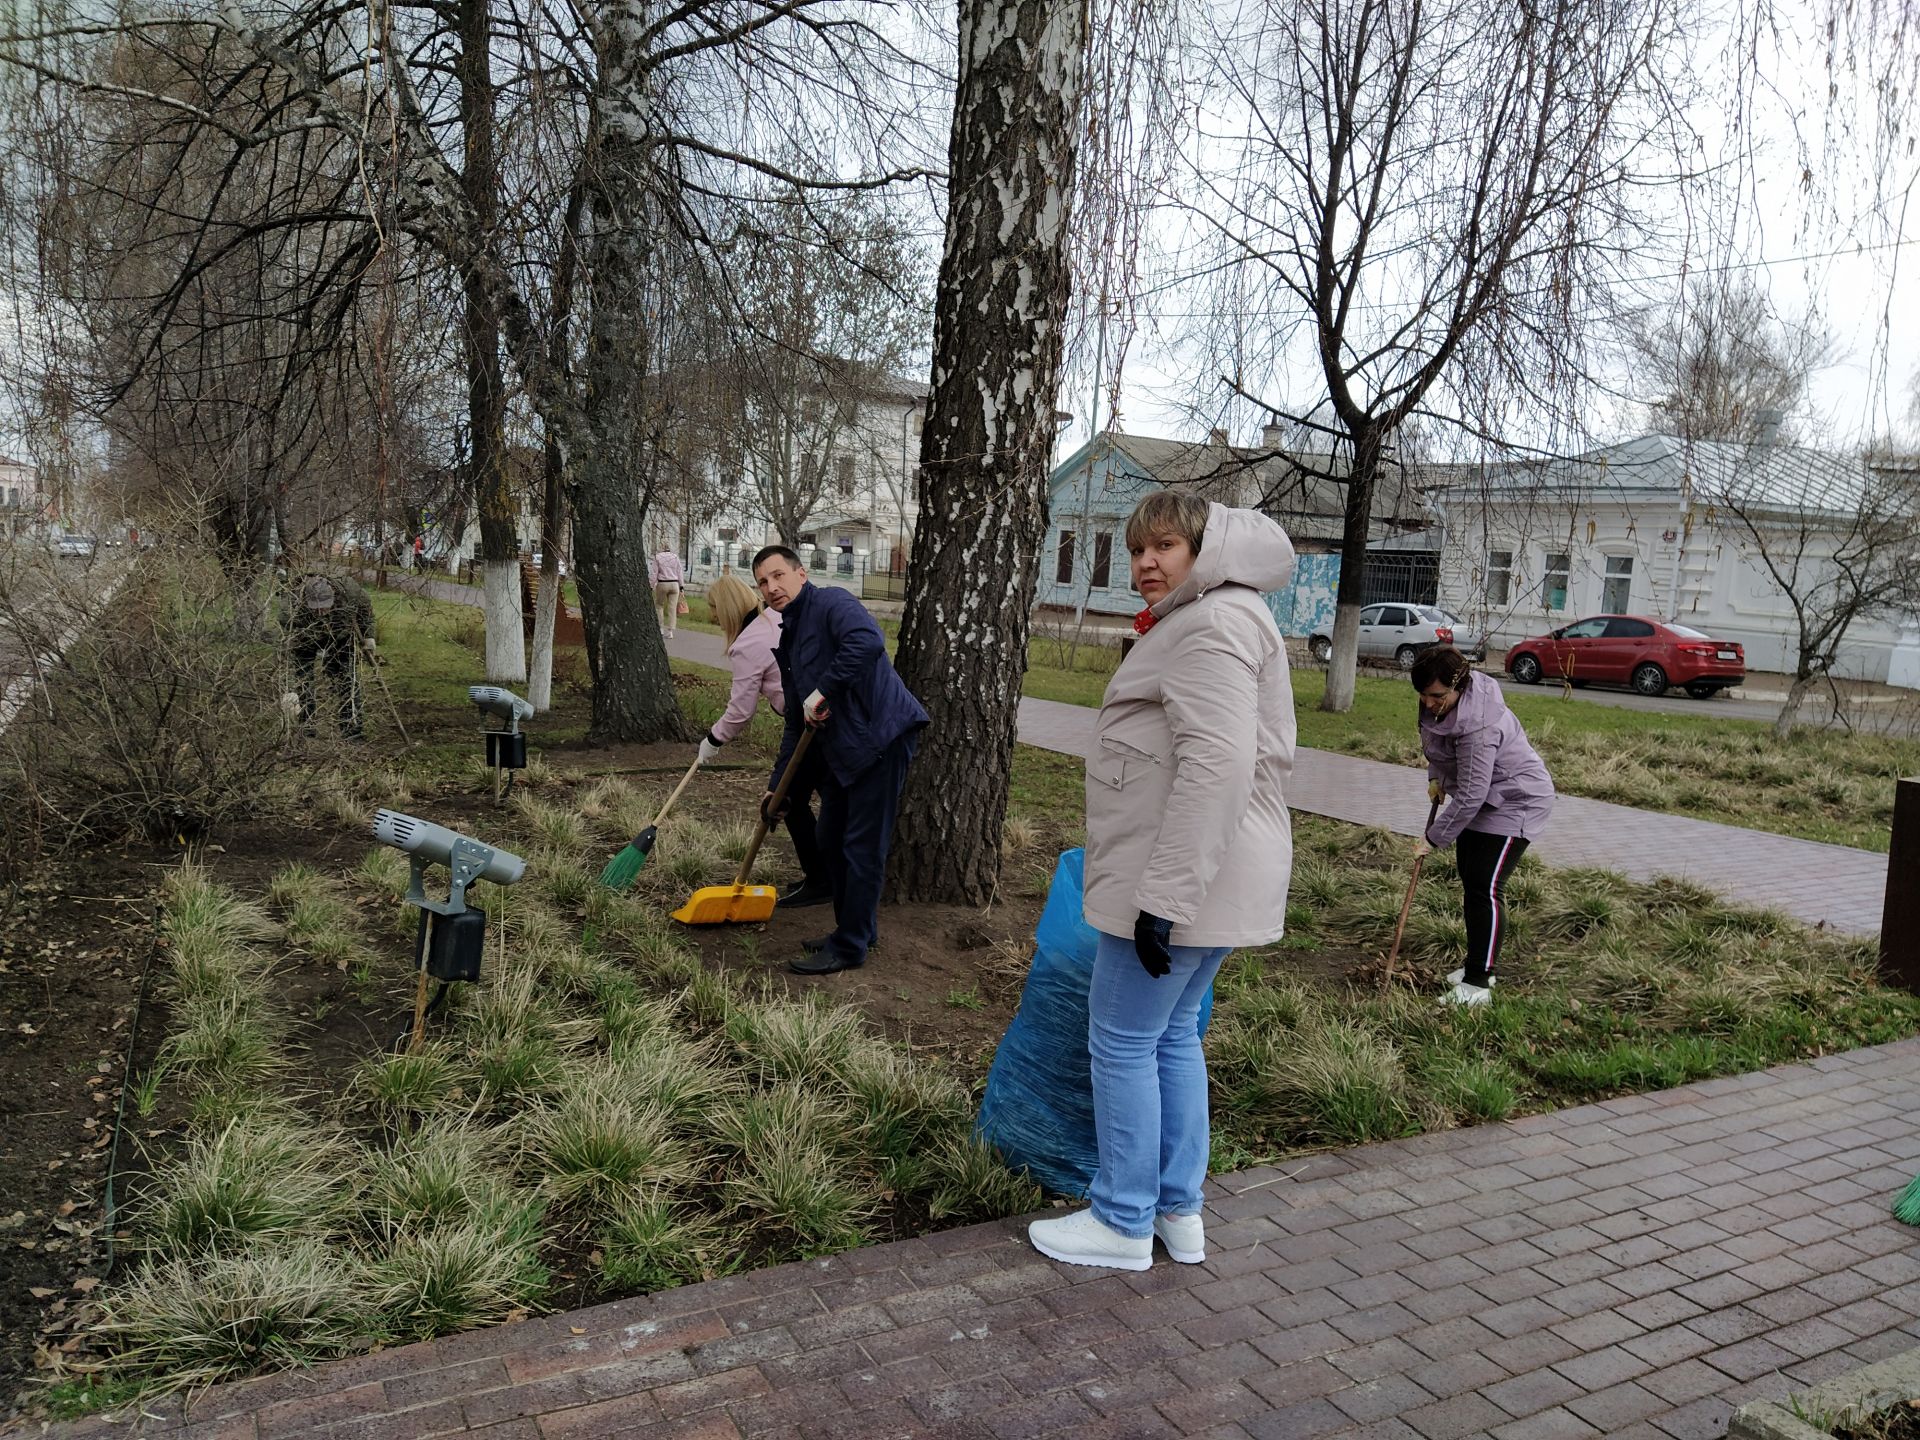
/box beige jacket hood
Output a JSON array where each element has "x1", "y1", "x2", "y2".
[{"x1": 1082, "y1": 504, "x2": 1298, "y2": 948}]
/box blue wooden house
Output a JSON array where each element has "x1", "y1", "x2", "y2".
[{"x1": 1040, "y1": 430, "x2": 1433, "y2": 632}]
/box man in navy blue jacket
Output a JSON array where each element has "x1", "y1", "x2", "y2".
[{"x1": 753, "y1": 545, "x2": 929, "y2": 974}]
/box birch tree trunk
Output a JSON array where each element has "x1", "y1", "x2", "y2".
[
  {"x1": 888, "y1": 0, "x2": 1091, "y2": 904},
  {"x1": 571, "y1": 0, "x2": 684, "y2": 743}
]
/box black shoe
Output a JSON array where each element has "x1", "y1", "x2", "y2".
[
  {"x1": 790, "y1": 947, "x2": 864, "y2": 975},
  {"x1": 801, "y1": 933, "x2": 833, "y2": 953},
  {"x1": 777, "y1": 879, "x2": 835, "y2": 909}
]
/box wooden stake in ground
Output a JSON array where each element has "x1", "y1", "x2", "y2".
[
  {"x1": 1385, "y1": 798, "x2": 1442, "y2": 985},
  {"x1": 360, "y1": 637, "x2": 411, "y2": 746},
  {"x1": 407, "y1": 912, "x2": 434, "y2": 1054}
]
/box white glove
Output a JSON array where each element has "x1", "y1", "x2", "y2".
[
  {"x1": 361, "y1": 636, "x2": 378, "y2": 657},
  {"x1": 802, "y1": 689, "x2": 829, "y2": 725},
  {"x1": 697, "y1": 735, "x2": 720, "y2": 766}
]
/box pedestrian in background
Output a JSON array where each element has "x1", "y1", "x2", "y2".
[
  {"x1": 650, "y1": 543, "x2": 686, "y2": 639},
  {"x1": 1029, "y1": 491, "x2": 1297, "y2": 1272},
  {"x1": 1412, "y1": 646, "x2": 1555, "y2": 1006}
]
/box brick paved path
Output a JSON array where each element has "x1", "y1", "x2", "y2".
[
  {"x1": 45, "y1": 1039, "x2": 1920, "y2": 1440},
  {"x1": 376, "y1": 576, "x2": 1888, "y2": 934}
]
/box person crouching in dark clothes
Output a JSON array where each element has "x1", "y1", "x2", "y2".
[
  {"x1": 282, "y1": 567, "x2": 377, "y2": 739},
  {"x1": 751, "y1": 545, "x2": 929, "y2": 975}
]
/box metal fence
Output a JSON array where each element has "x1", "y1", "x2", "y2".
[{"x1": 1362, "y1": 550, "x2": 1440, "y2": 606}]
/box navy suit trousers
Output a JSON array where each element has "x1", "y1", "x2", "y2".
[{"x1": 815, "y1": 730, "x2": 917, "y2": 963}]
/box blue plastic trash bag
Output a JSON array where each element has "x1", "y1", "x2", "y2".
[{"x1": 976, "y1": 848, "x2": 1212, "y2": 1197}]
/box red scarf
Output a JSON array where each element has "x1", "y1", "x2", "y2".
[{"x1": 1133, "y1": 607, "x2": 1158, "y2": 635}]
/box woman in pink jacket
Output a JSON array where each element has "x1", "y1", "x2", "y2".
[
  {"x1": 1412, "y1": 647, "x2": 1555, "y2": 1006},
  {"x1": 698, "y1": 575, "x2": 829, "y2": 907}
]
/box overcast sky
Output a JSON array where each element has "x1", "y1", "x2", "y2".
[{"x1": 1058, "y1": 0, "x2": 1918, "y2": 459}]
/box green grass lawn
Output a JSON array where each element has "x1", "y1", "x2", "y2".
[
  {"x1": 1205, "y1": 813, "x2": 1920, "y2": 1167},
  {"x1": 1286, "y1": 668, "x2": 1916, "y2": 852}
]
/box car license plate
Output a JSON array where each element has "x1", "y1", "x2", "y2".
[{"x1": 1716, "y1": 649, "x2": 1736, "y2": 660}]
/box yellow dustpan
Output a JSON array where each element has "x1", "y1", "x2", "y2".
[{"x1": 673, "y1": 729, "x2": 815, "y2": 925}]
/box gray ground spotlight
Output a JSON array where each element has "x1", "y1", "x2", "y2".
[
  {"x1": 469, "y1": 684, "x2": 533, "y2": 798},
  {"x1": 371, "y1": 808, "x2": 527, "y2": 1048}
]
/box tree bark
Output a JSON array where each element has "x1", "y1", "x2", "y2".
[
  {"x1": 528, "y1": 438, "x2": 562, "y2": 712},
  {"x1": 571, "y1": 0, "x2": 685, "y2": 744},
  {"x1": 1775, "y1": 664, "x2": 1818, "y2": 739},
  {"x1": 888, "y1": 0, "x2": 1091, "y2": 905},
  {"x1": 1319, "y1": 427, "x2": 1383, "y2": 713},
  {"x1": 457, "y1": 0, "x2": 525, "y2": 685}
]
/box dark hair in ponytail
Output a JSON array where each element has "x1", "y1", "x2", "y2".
[{"x1": 1409, "y1": 646, "x2": 1473, "y2": 692}]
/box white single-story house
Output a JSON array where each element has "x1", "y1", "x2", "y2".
[
  {"x1": 1424, "y1": 433, "x2": 1920, "y2": 682},
  {"x1": 1040, "y1": 427, "x2": 1437, "y2": 631}
]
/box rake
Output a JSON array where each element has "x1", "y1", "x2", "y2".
[{"x1": 1384, "y1": 797, "x2": 1442, "y2": 985}]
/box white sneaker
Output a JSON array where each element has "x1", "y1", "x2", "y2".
[
  {"x1": 1446, "y1": 969, "x2": 1494, "y2": 987},
  {"x1": 1028, "y1": 1208, "x2": 1152, "y2": 1271},
  {"x1": 1154, "y1": 1211, "x2": 1205, "y2": 1264},
  {"x1": 1442, "y1": 981, "x2": 1492, "y2": 1007}
]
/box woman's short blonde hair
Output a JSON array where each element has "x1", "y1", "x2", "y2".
[
  {"x1": 1124, "y1": 490, "x2": 1210, "y2": 554},
  {"x1": 707, "y1": 573, "x2": 761, "y2": 647}
]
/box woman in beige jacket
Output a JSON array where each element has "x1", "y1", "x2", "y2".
[{"x1": 1030, "y1": 492, "x2": 1297, "y2": 1272}]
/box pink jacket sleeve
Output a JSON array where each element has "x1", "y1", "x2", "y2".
[{"x1": 710, "y1": 611, "x2": 785, "y2": 744}]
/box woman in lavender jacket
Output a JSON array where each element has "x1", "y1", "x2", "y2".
[
  {"x1": 1411, "y1": 647, "x2": 1555, "y2": 1006},
  {"x1": 697, "y1": 575, "x2": 828, "y2": 906}
]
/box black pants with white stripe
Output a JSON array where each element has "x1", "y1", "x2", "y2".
[{"x1": 1456, "y1": 830, "x2": 1529, "y2": 988}]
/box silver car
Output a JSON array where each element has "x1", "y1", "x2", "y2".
[{"x1": 1307, "y1": 603, "x2": 1487, "y2": 668}]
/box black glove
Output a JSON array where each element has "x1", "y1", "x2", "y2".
[
  {"x1": 1133, "y1": 910, "x2": 1174, "y2": 978},
  {"x1": 760, "y1": 790, "x2": 789, "y2": 825}
]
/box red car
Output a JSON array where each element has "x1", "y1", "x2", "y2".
[{"x1": 1505, "y1": 614, "x2": 1745, "y2": 698}]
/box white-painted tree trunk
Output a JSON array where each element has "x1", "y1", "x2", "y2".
[
  {"x1": 528, "y1": 565, "x2": 558, "y2": 710},
  {"x1": 481, "y1": 560, "x2": 528, "y2": 684}
]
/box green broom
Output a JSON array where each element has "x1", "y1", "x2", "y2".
[
  {"x1": 599, "y1": 753, "x2": 704, "y2": 889},
  {"x1": 1893, "y1": 1174, "x2": 1920, "y2": 1226}
]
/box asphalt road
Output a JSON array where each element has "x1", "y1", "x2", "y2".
[{"x1": 1490, "y1": 669, "x2": 1919, "y2": 734}]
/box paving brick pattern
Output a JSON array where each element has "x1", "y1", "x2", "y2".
[{"x1": 39, "y1": 1039, "x2": 1920, "y2": 1440}]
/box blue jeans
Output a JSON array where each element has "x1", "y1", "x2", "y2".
[{"x1": 1086, "y1": 929, "x2": 1231, "y2": 1238}]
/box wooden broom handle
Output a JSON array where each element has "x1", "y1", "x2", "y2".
[
  {"x1": 733, "y1": 727, "x2": 815, "y2": 885},
  {"x1": 651, "y1": 754, "x2": 704, "y2": 829}
]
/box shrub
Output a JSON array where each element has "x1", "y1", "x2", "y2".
[
  {"x1": 99, "y1": 1241, "x2": 369, "y2": 1384},
  {"x1": 140, "y1": 1119, "x2": 353, "y2": 1258},
  {"x1": 369, "y1": 1216, "x2": 547, "y2": 1340},
  {"x1": 1, "y1": 553, "x2": 295, "y2": 845},
  {"x1": 598, "y1": 1194, "x2": 735, "y2": 1293}
]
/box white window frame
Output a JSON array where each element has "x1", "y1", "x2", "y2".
[
  {"x1": 1542, "y1": 551, "x2": 1571, "y2": 611},
  {"x1": 1486, "y1": 548, "x2": 1512, "y2": 608},
  {"x1": 1601, "y1": 554, "x2": 1633, "y2": 613}
]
